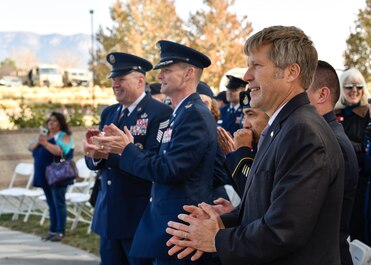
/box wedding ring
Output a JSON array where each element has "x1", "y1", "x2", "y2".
[
  {"x1": 184, "y1": 232, "x2": 188, "y2": 240},
  {"x1": 100, "y1": 145, "x2": 104, "y2": 150}
]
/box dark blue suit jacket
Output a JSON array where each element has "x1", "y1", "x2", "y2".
[
  {"x1": 86, "y1": 93, "x2": 172, "y2": 239},
  {"x1": 120, "y1": 93, "x2": 217, "y2": 258},
  {"x1": 219, "y1": 104, "x2": 243, "y2": 136},
  {"x1": 217, "y1": 93, "x2": 344, "y2": 265},
  {"x1": 324, "y1": 111, "x2": 358, "y2": 265}
]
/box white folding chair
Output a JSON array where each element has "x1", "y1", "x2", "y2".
[
  {"x1": 349, "y1": 239, "x2": 371, "y2": 265},
  {"x1": 71, "y1": 158, "x2": 97, "y2": 192},
  {"x1": 0, "y1": 163, "x2": 34, "y2": 217},
  {"x1": 22, "y1": 188, "x2": 46, "y2": 222}
]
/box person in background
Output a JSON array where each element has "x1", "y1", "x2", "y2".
[
  {"x1": 149, "y1": 82, "x2": 167, "y2": 103},
  {"x1": 307, "y1": 60, "x2": 359, "y2": 265},
  {"x1": 29, "y1": 112, "x2": 74, "y2": 242},
  {"x1": 90, "y1": 40, "x2": 219, "y2": 265},
  {"x1": 197, "y1": 81, "x2": 230, "y2": 201},
  {"x1": 215, "y1": 91, "x2": 228, "y2": 109},
  {"x1": 219, "y1": 75, "x2": 248, "y2": 136},
  {"x1": 166, "y1": 25, "x2": 344, "y2": 265},
  {"x1": 218, "y1": 90, "x2": 269, "y2": 198},
  {"x1": 335, "y1": 68, "x2": 371, "y2": 245},
  {"x1": 83, "y1": 52, "x2": 173, "y2": 265}
]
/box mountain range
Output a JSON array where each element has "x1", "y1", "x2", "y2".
[{"x1": 0, "y1": 32, "x2": 91, "y2": 69}]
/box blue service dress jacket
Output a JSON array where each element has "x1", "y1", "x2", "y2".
[
  {"x1": 216, "y1": 93, "x2": 345, "y2": 265},
  {"x1": 219, "y1": 104, "x2": 243, "y2": 136},
  {"x1": 86, "y1": 93, "x2": 173, "y2": 239},
  {"x1": 119, "y1": 92, "x2": 218, "y2": 258}
]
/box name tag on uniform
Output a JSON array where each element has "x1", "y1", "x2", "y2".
[
  {"x1": 162, "y1": 127, "x2": 172, "y2": 143},
  {"x1": 130, "y1": 118, "x2": 148, "y2": 136}
]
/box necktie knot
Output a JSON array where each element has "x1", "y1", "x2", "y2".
[
  {"x1": 118, "y1": 108, "x2": 129, "y2": 127},
  {"x1": 257, "y1": 125, "x2": 270, "y2": 150}
]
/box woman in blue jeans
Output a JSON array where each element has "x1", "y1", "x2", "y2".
[{"x1": 30, "y1": 112, "x2": 74, "y2": 241}]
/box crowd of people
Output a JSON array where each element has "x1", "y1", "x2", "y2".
[{"x1": 30, "y1": 25, "x2": 370, "y2": 265}]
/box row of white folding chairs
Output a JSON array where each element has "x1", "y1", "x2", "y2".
[{"x1": 0, "y1": 158, "x2": 96, "y2": 229}]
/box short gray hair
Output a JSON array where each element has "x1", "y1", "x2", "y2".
[{"x1": 244, "y1": 26, "x2": 318, "y2": 90}]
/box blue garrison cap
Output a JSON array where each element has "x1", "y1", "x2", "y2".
[
  {"x1": 226, "y1": 75, "x2": 248, "y2": 90},
  {"x1": 215, "y1": 91, "x2": 227, "y2": 104},
  {"x1": 197, "y1": 81, "x2": 214, "y2": 98},
  {"x1": 149, "y1": 82, "x2": 162, "y2": 95},
  {"x1": 106, "y1": 52, "x2": 153, "y2": 78},
  {"x1": 154, "y1": 40, "x2": 211, "y2": 70}
]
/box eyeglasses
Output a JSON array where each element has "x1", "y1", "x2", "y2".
[{"x1": 344, "y1": 84, "x2": 364, "y2": 90}]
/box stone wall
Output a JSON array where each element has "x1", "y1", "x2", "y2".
[{"x1": 0, "y1": 127, "x2": 86, "y2": 188}]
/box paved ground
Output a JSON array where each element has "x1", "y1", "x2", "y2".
[{"x1": 0, "y1": 226, "x2": 100, "y2": 265}]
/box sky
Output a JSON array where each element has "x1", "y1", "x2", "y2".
[{"x1": 0, "y1": 0, "x2": 366, "y2": 71}]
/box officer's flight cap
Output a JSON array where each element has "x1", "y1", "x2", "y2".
[
  {"x1": 107, "y1": 52, "x2": 153, "y2": 78},
  {"x1": 197, "y1": 81, "x2": 214, "y2": 98},
  {"x1": 226, "y1": 75, "x2": 248, "y2": 90},
  {"x1": 149, "y1": 82, "x2": 162, "y2": 95},
  {"x1": 154, "y1": 40, "x2": 211, "y2": 70}
]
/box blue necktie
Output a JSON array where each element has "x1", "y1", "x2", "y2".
[{"x1": 118, "y1": 108, "x2": 129, "y2": 128}]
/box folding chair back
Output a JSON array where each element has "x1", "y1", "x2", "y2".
[
  {"x1": 349, "y1": 239, "x2": 371, "y2": 265},
  {"x1": 7, "y1": 163, "x2": 34, "y2": 189}
]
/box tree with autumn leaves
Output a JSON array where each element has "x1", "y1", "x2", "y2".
[
  {"x1": 343, "y1": 0, "x2": 370, "y2": 82},
  {"x1": 91, "y1": 0, "x2": 253, "y2": 90}
]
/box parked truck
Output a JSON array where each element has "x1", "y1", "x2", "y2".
[
  {"x1": 63, "y1": 68, "x2": 92, "y2": 87},
  {"x1": 28, "y1": 64, "x2": 63, "y2": 87}
]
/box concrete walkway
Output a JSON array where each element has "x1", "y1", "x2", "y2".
[{"x1": 0, "y1": 226, "x2": 100, "y2": 265}]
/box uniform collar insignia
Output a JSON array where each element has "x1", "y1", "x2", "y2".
[
  {"x1": 137, "y1": 107, "x2": 142, "y2": 112},
  {"x1": 141, "y1": 113, "x2": 148, "y2": 118},
  {"x1": 185, "y1": 102, "x2": 193, "y2": 109}
]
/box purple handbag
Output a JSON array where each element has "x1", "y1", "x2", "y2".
[{"x1": 45, "y1": 158, "x2": 78, "y2": 185}]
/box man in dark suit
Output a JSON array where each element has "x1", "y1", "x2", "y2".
[
  {"x1": 91, "y1": 41, "x2": 219, "y2": 265},
  {"x1": 219, "y1": 75, "x2": 248, "y2": 136},
  {"x1": 166, "y1": 26, "x2": 345, "y2": 265},
  {"x1": 83, "y1": 52, "x2": 172, "y2": 265},
  {"x1": 307, "y1": 60, "x2": 359, "y2": 265}
]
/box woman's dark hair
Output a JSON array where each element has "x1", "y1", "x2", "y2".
[{"x1": 47, "y1": 112, "x2": 71, "y2": 135}]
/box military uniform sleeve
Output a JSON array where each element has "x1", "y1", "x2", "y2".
[{"x1": 120, "y1": 108, "x2": 213, "y2": 184}]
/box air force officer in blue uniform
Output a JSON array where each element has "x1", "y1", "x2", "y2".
[
  {"x1": 92, "y1": 41, "x2": 219, "y2": 265},
  {"x1": 84, "y1": 52, "x2": 172, "y2": 265},
  {"x1": 219, "y1": 75, "x2": 248, "y2": 136}
]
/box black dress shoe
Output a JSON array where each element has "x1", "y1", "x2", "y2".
[
  {"x1": 49, "y1": 233, "x2": 64, "y2": 242},
  {"x1": 41, "y1": 232, "x2": 56, "y2": 241}
]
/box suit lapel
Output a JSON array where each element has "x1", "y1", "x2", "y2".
[{"x1": 239, "y1": 92, "x2": 311, "y2": 208}]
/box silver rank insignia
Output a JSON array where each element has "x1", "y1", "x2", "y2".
[
  {"x1": 141, "y1": 113, "x2": 148, "y2": 118},
  {"x1": 185, "y1": 103, "x2": 193, "y2": 109},
  {"x1": 109, "y1": 54, "x2": 115, "y2": 64},
  {"x1": 137, "y1": 107, "x2": 142, "y2": 112}
]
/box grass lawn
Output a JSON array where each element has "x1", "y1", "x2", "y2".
[{"x1": 0, "y1": 214, "x2": 99, "y2": 255}]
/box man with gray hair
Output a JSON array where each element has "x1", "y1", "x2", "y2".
[{"x1": 166, "y1": 26, "x2": 344, "y2": 265}]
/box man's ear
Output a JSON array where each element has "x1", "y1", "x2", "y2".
[
  {"x1": 317, "y1": 87, "x2": 330, "y2": 104},
  {"x1": 184, "y1": 67, "x2": 195, "y2": 81},
  {"x1": 137, "y1": 74, "x2": 145, "y2": 87},
  {"x1": 286, "y1": 63, "x2": 301, "y2": 82}
]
